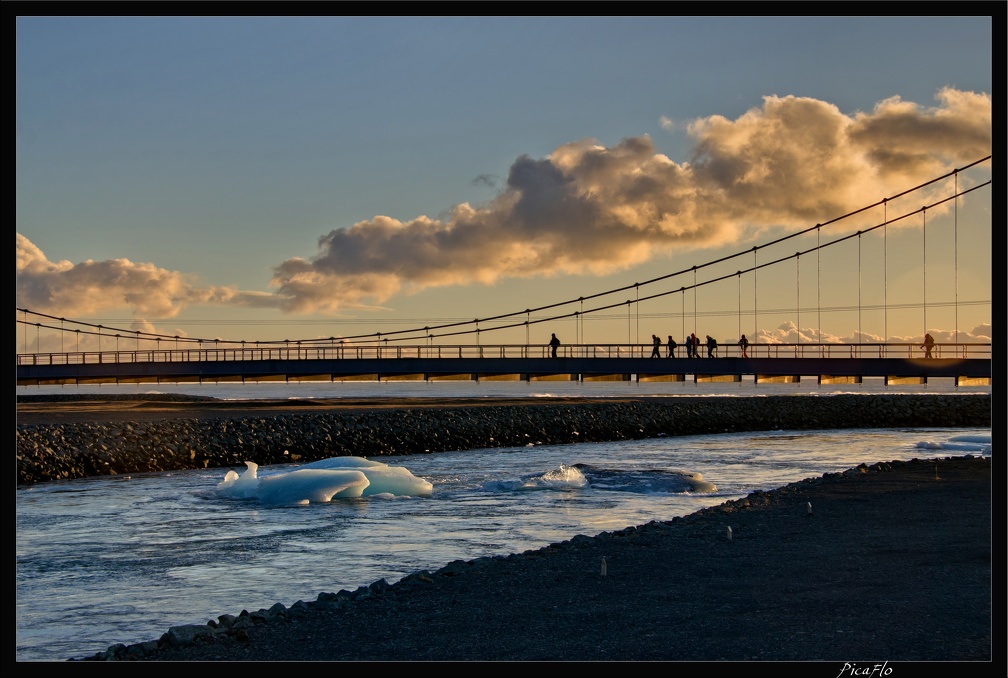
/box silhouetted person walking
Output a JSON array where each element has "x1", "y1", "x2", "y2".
[
  {"x1": 689, "y1": 333, "x2": 698, "y2": 358},
  {"x1": 706, "y1": 335, "x2": 718, "y2": 358},
  {"x1": 650, "y1": 334, "x2": 661, "y2": 358},
  {"x1": 549, "y1": 333, "x2": 561, "y2": 358},
  {"x1": 667, "y1": 335, "x2": 677, "y2": 358},
  {"x1": 920, "y1": 333, "x2": 935, "y2": 358},
  {"x1": 738, "y1": 334, "x2": 749, "y2": 358}
]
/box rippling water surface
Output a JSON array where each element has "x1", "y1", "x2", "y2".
[{"x1": 16, "y1": 379, "x2": 991, "y2": 662}]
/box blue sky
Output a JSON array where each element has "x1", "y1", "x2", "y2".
[{"x1": 16, "y1": 15, "x2": 993, "y2": 351}]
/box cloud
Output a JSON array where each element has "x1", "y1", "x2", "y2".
[
  {"x1": 15, "y1": 232, "x2": 264, "y2": 319},
  {"x1": 471, "y1": 173, "x2": 500, "y2": 190},
  {"x1": 271, "y1": 88, "x2": 991, "y2": 312},
  {"x1": 755, "y1": 321, "x2": 992, "y2": 346},
  {"x1": 16, "y1": 89, "x2": 991, "y2": 320}
]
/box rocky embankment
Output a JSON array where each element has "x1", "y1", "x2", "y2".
[{"x1": 16, "y1": 393, "x2": 991, "y2": 486}]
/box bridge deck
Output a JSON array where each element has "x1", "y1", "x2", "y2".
[{"x1": 16, "y1": 354, "x2": 992, "y2": 387}]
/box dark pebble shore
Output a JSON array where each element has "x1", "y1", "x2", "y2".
[
  {"x1": 16, "y1": 393, "x2": 992, "y2": 486},
  {"x1": 15, "y1": 393, "x2": 993, "y2": 664}
]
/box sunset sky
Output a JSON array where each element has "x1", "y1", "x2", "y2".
[{"x1": 16, "y1": 15, "x2": 993, "y2": 353}]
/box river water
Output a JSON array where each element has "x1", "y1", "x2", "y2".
[{"x1": 15, "y1": 378, "x2": 992, "y2": 662}]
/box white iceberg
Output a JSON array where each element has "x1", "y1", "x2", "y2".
[
  {"x1": 914, "y1": 434, "x2": 991, "y2": 455},
  {"x1": 300, "y1": 456, "x2": 435, "y2": 497},
  {"x1": 215, "y1": 456, "x2": 433, "y2": 505}
]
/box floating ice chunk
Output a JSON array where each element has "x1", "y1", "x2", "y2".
[
  {"x1": 536, "y1": 464, "x2": 589, "y2": 489},
  {"x1": 483, "y1": 464, "x2": 588, "y2": 492},
  {"x1": 301, "y1": 456, "x2": 433, "y2": 497},
  {"x1": 215, "y1": 456, "x2": 432, "y2": 504},
  {"x1": 683, "y1": 472, "x2": 717, "y2": 493},
  {"x1": 216, "y1": 461, "x2": 262, "y2": 499},
  {"x1": 300, "y1": 456, "x2": 389, "y2": 470},
  {"x1": 571, "y1": 464, "x2": 717, "y2": 494},
  {"x1": 355, "y1": 465, "x2": 434, "y2": 497},
  {"x1": 256, "y1": 468, "x2": 370, "y2": 504},
  {"x1": 948, "y1": 435, "x2": 992, "y2": 444},
  {"x1": 915, "y1": 434, "x2": 992, "y2": 454}
]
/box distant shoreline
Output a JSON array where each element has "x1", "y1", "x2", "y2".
[{"x1": 13, "y1": 390, "x2": 995, "y2": 425}]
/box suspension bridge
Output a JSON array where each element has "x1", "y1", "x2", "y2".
[{"x1": 16, "y1": 157, "x2": 992, "y2": 388}]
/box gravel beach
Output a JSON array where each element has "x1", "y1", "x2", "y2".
[
  {"x1": 16, "y1": 393, "x2": 993, "y2": 665},
  {"x1": 15, "y1": 393, "x2": 992, "y2": 485}
]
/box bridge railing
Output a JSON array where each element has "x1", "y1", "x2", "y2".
[{"x1": 14, "y1": 341, "x2": 992, "y2": 367}]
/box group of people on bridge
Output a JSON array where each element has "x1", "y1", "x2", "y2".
[
  {"x1": 550, "y1": 332, "x2": 755, "y2": 359},
  {"x1": 647, "y1": 333, "x2": 750, "y2": 359}
]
